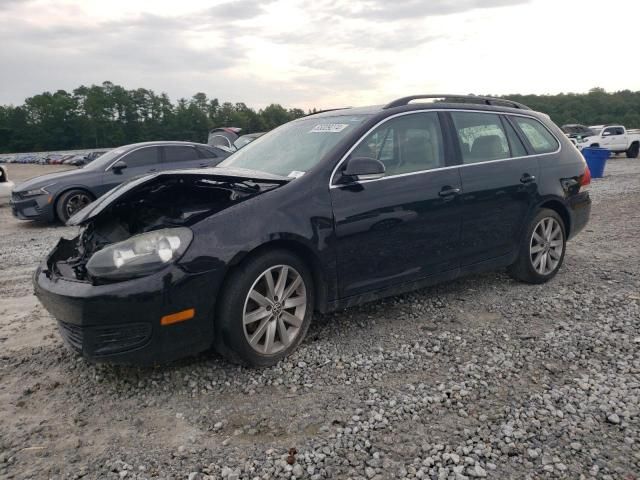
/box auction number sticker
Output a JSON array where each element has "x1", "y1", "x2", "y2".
[{"x1": 310, "y1": 123, "x2": 349, "y2": 133}]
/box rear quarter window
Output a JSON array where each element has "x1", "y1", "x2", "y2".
[
  {"x1": 196, "y1": 147, "x2": 218, "y2": 158},
  {"x1": 512, "y1": 117, "x2": 559, "y2": 154}
]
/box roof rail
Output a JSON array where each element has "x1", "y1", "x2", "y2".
[
  {"x1": 383, "y1": 94, "x2": 531, "y2": 110},
  {"x1": 305, "y1": 107, "x2": 351, "y2": 117}
]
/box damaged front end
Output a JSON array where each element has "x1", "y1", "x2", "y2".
[
  {"x1": 44, "y1": 168, "x2": 289, "y2": 284},
  {"x1": 35, "y1": 168, "x2": 290, "y2": 363}
]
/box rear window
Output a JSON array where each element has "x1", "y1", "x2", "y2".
[
  {"x1": 196, "y1": 146, "x2": 218, "y2": 158},
  {"x1": 512, "y1": 117, "x2": 559, "y2": 154},
  {"x1": 164, "y1": 146, "x2": 199, "y2": 162}
]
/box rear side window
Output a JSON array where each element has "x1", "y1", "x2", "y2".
[
  {"x1": 164, "y1": 146, "x2": 199, "y2": 162},
  {"x1": 450, "y1": 112, "x2": 510, "y2": 164},
  {"x1": 512, "y1": 117, "x2": 559, "y2": 154},
  {"x1": 196, "y1": 146, "x2": 218, "y2": 158},
  {"x1": 122, "y1": 147, "x2": 160, "y2": 168},
  {"x1": 351, "y1": 112, "x2": 444, "y2": 177}
]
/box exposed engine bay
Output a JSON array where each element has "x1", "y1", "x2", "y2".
[{"x1": 45, "y1": 173, "x2": 285, "y2": 282}]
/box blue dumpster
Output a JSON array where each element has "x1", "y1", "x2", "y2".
[{"x1": 581, "y1": 147, "x2": 610, "y2": 178}]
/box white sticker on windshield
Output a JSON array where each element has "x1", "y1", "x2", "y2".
[
  {"x1": 310, "y1": 123, "x2": 349, "y2": 133},
  {"x1": 288, "y1": 170, "x2": 305, "y2": 178}
]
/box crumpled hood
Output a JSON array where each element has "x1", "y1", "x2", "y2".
[
  {"x1": 67, "y1": 166, "x2": 290, "y2": 226},
  {"x1": 14, "y1": 168, "x2": 85, "y2": 192}
]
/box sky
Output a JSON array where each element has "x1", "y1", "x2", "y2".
[{"x1": 1, "y1": 0, "x2": 640, "y2": 110}]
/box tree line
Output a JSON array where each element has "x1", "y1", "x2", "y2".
[
  {"x1": 506, "y1": 88, "x2": 640, "y2": 130},
  {"x1": 1, "y1": 83, "x2": 639, "y2": 154},
  {"x1": 0, "y1": 81, "x2": 306, "y2": 153}
]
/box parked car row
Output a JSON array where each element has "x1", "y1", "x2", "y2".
[{"x1": 0, "y1": 150, "x2": 108, "y2": 166}]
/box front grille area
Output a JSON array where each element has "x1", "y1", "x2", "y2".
[
  {"x1": 58, "y1": 321, "x2": 83, "y2": 353},
  {"x1": 93, "y1": 323, "x2": 152, "y2": 356},
  {"x1": 57, "y1": 321, "x2": 152, "y2": 356}
]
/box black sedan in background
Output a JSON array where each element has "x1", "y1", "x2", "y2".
[
  {"x1": 11, "y1": 141, "x2": 228, "y2": 223},
  {"x1": 34, "y1": 95, "x2": 591, "y2": 367}
]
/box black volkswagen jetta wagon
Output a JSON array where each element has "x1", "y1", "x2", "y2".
[{"x1": 34, "y1": 95, "x2": 592, "y2": 366}]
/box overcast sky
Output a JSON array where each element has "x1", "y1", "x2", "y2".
[{"x1": 1, "y1": 0, "x2": 639, "y2": 110}]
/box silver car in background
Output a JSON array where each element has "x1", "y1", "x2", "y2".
[{"x1": 0, "y1": 165, "x2": 15, "y2": 204}]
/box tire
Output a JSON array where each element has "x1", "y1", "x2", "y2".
[
  {"x1": 55, "y1": 189, "x2": 94, "y2": 223},
  {"x1": 508, "y1": 208, "x2": 566, "y2": 284},
  {"x1": 590, "y1": 143, "x2": 600, "y2": 148},
  {"x1": 626, "y1": 143, "x2": 639, "y2": 159},
  {"x1": 214, "y1": 249, "x2": 314, "y2": 367}
]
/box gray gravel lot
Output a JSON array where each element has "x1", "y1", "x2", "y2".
[{"x1": 0, "y1": 159, "x2": 639, "y2": 480}]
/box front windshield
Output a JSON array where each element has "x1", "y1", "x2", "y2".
[
  {"x1": 85, "y1": 147, "x2": 127, "y2": 170},
  {"x1": 219, "y1": 115, "x2": 370, "y2": 177}
]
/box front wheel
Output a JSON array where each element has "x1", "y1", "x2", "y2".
[
  {"x1": 55, "y1": 189, "x2": 93, "y2": 223},
  {"x1": 215, "y1": 250, "x2": 314, "y2": 367},
  {"x1": 508, "y1": 209, "x2": 566, "y2": 284}
]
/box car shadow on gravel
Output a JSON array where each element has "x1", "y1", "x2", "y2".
[
  {"x1": 13, "y1": 220, "x2": 65, "y2": 230},
  {"x1": 10, "y1": 269, "x2": 519, "y2": 391}
]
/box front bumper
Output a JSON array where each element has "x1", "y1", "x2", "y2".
[
  {"x1": 10, "y1": 193, "x2": 55, "y2": 221},
  {"x1": 34, "y1": 245, "x2": 224, "y2": 365}
]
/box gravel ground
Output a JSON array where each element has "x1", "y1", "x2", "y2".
[{"x1": 0, "y1": 159, "x2": 639, "y2": 480}]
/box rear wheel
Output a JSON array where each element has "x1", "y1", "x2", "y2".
[
  {"x1": 55, "y1": 189, "x2": 93, "y2": 223},
  {"x1": 626, "y1": 142, "x2": 639, "y2": 158},
  {"x1": 508, "y1": 209, "x2": 566, "y2": 284},
  {"x1": 215, "y1": 250, "x2": 314, "y2": 367}
]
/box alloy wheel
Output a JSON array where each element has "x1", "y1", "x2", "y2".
[
  {"x1": 242, "y1": 265, "x2": 307, "y2": 355},
  {"x1": 529, "y1": 217, "x2": 564, "y2": 275},
  {"x1": 65, "y1": 193, "x2": 91, "y2": 217}
]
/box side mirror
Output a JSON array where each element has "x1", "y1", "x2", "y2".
[
  {"x1": 342, "y1": 157, "x2": 385, "y2": 182},
  {"x1": 111, "y1": 160, "x2": 128, "y2": 174},
  {"x1": 602, "y1": 131, "x2": 611, "y2": 137}
]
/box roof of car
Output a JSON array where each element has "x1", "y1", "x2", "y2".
[
  {"x1": 122, "y1": 141, "x2": 212, "y2": 149},
  {"x1": 305, "y1": 95, "x2": 542, "y2": 120},
  {"x1": 305, "y1": 105, "x2": 385, "y2": 118},
  {"x1": 241, "y1": 132, "x2": 266, "y2": 138}
]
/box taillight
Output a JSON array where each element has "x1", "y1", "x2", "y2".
[{"x1": 580, "y1": 164, "x2": 591, "y2": 189}]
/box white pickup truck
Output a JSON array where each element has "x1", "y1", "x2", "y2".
[{"x1": 576, "y1": 125, "x2": 640, "y2": 158}]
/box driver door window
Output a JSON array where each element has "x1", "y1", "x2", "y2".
[{"x1": 351, "y1": 112, "x2": 445, "y2": 176}]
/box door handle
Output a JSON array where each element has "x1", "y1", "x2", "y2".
[
  {"x1": 520, "y1": 174, "x2": 536, "y2": 184},
  {"x1": 438, "y1": 186, "x2": 461, "y2": 197}
]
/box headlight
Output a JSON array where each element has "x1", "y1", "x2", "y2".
[
  {"x1": 20, "y1": 183, "x2": 55, "y2": 197},
  {"x1": 86, "y1": 228, "x2": 193, "y2": 280}
]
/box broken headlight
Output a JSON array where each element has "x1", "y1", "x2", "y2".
[{"x1": 86, "y1": 228, "x2": 193, "y2": 280}]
